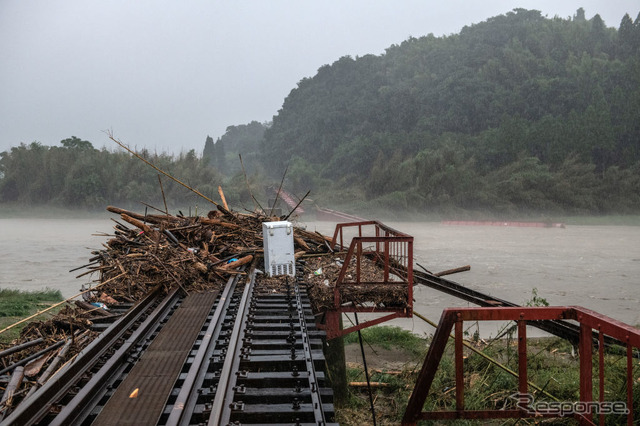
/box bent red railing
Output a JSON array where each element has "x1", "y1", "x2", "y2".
[
  {"x1": 321, "y1": 221, "x2": 413, "y2": 339},
  {"x1": 402, "y1": 306, "x2": 640, "y2": 425}
]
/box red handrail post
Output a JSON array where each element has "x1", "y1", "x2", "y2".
[
  {"x1": 579, "y1": 323, "x2": 594, "y2": 424},
  {"x1": 627, "y1": 342, "x2": 633, "y2": 426},
  {"x1": 455, "y1": 319, "x2": 464, "y2": 412},
  {"x1": 518, "y1": 320, "x2": 527, "y2": 396}
]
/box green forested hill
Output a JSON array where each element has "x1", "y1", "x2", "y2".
[
  {"x1": 259, "y1": 8, "x2": 640, "y2": 214},
  {"x1": 2, "y1": 9, "x2": 640, "y2": 216}
]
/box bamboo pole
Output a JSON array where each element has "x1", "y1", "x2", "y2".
[
  {"x1": 24, "y1": 335, "x2": 77, "y2": 400},
  {"x1": 158, "y1": 175, "x2": 169, "y2": 215},
  {"x1": 0, "y1": 366, "x2": 24, "y2": 419},
  {"x1": 107, "y1": 132, "x2": 220, "y2": 208},
  {"x1": 269, "y1": 165, "x2": 288, "y2": 217},
  {"x1": 218, "y1": 186, "x2": 229, "y2": 211},
  {"x1": 349, "y1": 381, "x2": 390, "y2": 388},
  {"x1": 0, "y1": 338, "x2": 44, "y2": 359},
  {"x1": 238, "y1": 154, "x2": 264, "y2": 212},
  {"x1": 283, "y1": 190, "x2": 310, "y2": 220}
]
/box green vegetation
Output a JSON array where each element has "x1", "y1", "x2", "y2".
[
  {"x1": 0, "y1": 288, "x2": 63, "y2": 317},
  {"x1": 2, "y1": 9, "x2": 640, "y2": 217},
  {"x1": 339, "y1": 326, "x2": 640, "y2": 425},
  {"x1": 0, "y1": 288, "x2": 63, "y2": 343},
  {"x1": 343, "y1": 325, "x2": 427, "y2": 357},
  {"x1": 0, "y1": 137, "x2": 225, "y2": 210}
]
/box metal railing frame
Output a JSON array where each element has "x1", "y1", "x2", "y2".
[
  {"x1": 321, "y1": 221, "x2": 413, "y2": 339},
  {"x1": 402, "y1": 306, "x2": 640, "y2": 425}
]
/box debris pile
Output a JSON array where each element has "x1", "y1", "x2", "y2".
[
  {"x1": 83, "y1": 205, "x2": 348, "y2": 302},
  {"x1": 303, "y1": 255, "x2": 409, "y2": 312},
  {"x1": 1, "y1": 204, "x2": 409, "y2": 416}
]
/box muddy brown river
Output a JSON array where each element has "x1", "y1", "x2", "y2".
[{"x1": 1, "y1": 217, "x2": 638, "y2": 336}]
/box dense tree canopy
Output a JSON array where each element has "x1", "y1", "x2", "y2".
[
  {"x1": 0, "y1": 140, "x2": 223, "y2": 209},
  {"x1": 257, "y1": 8, "x2": 640, "y2": 214}
]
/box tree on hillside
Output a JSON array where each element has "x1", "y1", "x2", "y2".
[
  {"x1": 60, "y1": 136, "x2": 94, "y2": 150},
  {"x1": 203, "y1": 135, "x2": 215, "y2": 164}
]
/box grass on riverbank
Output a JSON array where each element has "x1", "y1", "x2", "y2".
[
  {"x1": 343, "y1": 325, "x2": 428, "y2": 357},
  {"x1": 337, "y1": 326, "x2": 640, "y2": 425},
  {"x1": 0, "y1": 288, "x2": 64, "y2": 344}
]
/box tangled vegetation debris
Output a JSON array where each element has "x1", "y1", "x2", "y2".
[{"x1": 1, "y1": 202, "x2": 407, "y2": 417}]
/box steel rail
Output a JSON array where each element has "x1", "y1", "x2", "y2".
[
  {"x1": 293, "y1": 278, "x2": 327, "y2": 424},
  {"x1": 50, "y1": 287, "x2": 182, "y2": 426},
  {"x1": 209, "y1": 268, "x2": 256, "y2": 425},
  {"x1": 168, "y1": 274, "x2": 240, "y2": 425},
  {"x1": 413, "y1": 268, "x2": 630, "y2": 350},
  {"x1": 2, "y1": 273, "x2": 337, "y2": 424},
  {"x1": 1, "y1": 285, "x2": 175, "y2": 426},
  {"x1": 413, "y1": 268, "x2": 585, "y2": 343}
]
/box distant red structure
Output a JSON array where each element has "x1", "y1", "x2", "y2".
[
  {"x1": 314, "y1": 206, "x2": 366, "y2": 222},
  {"x1": 442, "y1": 220, "x2": 565, "y2": 228}
]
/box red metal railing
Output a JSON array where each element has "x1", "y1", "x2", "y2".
[
  {"x1": 322, "y1": 221, "x2": 413, "y2": 339},
  {"x1": 402, "y1": 306, "x2": 640, "y2": 425}
]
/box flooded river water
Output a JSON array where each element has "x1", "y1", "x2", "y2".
[{"x1": 1, "y1": 217, "x2": 638, "y2": 337}]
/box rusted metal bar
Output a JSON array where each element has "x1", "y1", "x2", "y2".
[
  {"x1": 569, "y1": 308, "x2": 640, "y2": 348},
  {"x1": 627, "y1": 342, "x2": 633, "y2": 426},
  {"x1": 518, "y1": 320, "x2": 527, "y2": 396},
  {"x1": 579, "y1": 323, "x2": 594, "y2": 424},
  {"x1": 598, "y1": 330, "x2": 605, "y2": 426},
  {"x1": 403, "y1": 310, "x2": 455, "y2": 424},
  {"x1": 454, "y1": 320, "x2": 464, "y2": 411},
  {"x1": 326, "y1": 312, "x2": 405, "y2": 339}
]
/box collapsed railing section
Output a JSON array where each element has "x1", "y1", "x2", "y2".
[
  {"x1": 402, "y1": 306, "x2": 640, "y2": 425},
  {"x1": 322, "y1": 221, "x2": 413, "y2": 339}
]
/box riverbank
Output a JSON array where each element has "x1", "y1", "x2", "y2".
[
  {"x1": 338, "y1": 326, "x2": 638, "y2": 425},
  {"x1": 0, "y1": 289, "x2": 63, "y2": 344}
]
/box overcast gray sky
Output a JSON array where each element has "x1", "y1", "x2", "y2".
[{"x1": 1, "y1": 1, "x2": 637, "y2": 155}]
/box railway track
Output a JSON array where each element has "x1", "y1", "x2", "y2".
[{"x1": 2, "y1": 270, "x2": 336, "y2": 425}]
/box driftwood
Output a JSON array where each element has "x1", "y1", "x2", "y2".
[
  {"x1": 0, "y1": 339, "x2": 43, "y2": 360},
  {"x1": 0, "y1": 340, "x2": 66, "y2": 376},
  {"x1": 221, "y1": 255, "x2": 254, "y2": 271},
  {"x1": 435, "y1": 265, "x2": 471, "y2": 277},
  {"x1": 24, "y1": 335, "x2": 77, "y2": 399},
  {"x1": 0, "y1": 366, "x2": 24, "y2": 417},
  {"x1": 74, "y1": 301, "x2": 113, "y2": 317}
]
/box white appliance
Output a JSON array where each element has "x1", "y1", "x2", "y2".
[{"x1": 262, "y1": 221, "x2": 295, "y2": 277}]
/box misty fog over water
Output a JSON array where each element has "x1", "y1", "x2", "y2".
[{"x1": 1, "y1": 218, "x2": 638, "y2": 336}]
